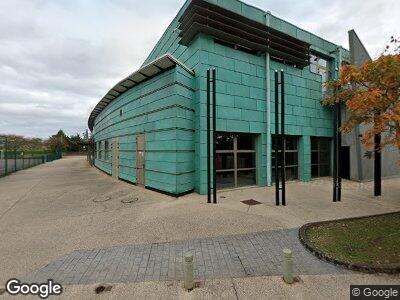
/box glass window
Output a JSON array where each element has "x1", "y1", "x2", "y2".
[
  {"x1": 272, "y1": 135, "x2": 299, "y2": 181},
  {"x1": 285, "y1": 152, "x2": 298, "y2": 166},
  {"x1": 216, "y1": 133, "x2": 257, "y2": 189},
  {"x1": 237, "y1": 153, "x2": 255, "y2": 169},
  {"x1": 286, "y1": 167, "x2": 298, "y2": 181},
  {"x1": 216, "y1": 171, "x2": 235, "y2": 189},
  {"x1": 105, "y1": 140, "x2": 110, "y2": 160},
  {"x1": 216, "y1": 153, "x2": 234, "y2": 170},
  {"x1": 310, "y1": 53, "x2": 330, "y2": 92},
  {"x1": 216, "y1": 133, "x2": 234, "y2": 150},
  {"x1": 285, "y1": 137, "x2": 298, "y2": 151},
  {"x1": 237, "y1": 170, "x2": 256, "y2": 187},
  {"x1": 311, "y1": 137, "x2": 331, "y2": 178},
  {"x1": 311, "y1": 165, "x2": 319, "y2": 177},
  {"x1": 98, "y1": 141, "x2": 102, "y2": 159},
  {"x1": 237, "y1": 135, "x2": 254, "y2": 150}
]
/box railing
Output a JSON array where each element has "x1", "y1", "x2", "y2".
[{"x1": 0, "y1": 149, "x2": 62, "y2": 177}]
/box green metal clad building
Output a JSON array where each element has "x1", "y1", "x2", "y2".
[{"x1": 88, "y1": 0, "x2": 351, "y2": 196}]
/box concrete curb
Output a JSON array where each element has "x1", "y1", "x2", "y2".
[{"x1": 298, "y1": 212, "x2": 400, "y2": 274}]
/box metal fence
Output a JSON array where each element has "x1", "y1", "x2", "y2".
[{"x1": 0, "y1": 138, "x2": 62, "y2": 177}]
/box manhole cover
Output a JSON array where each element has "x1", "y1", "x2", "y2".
[
  {"x1": 241, "y1": 199, "x2": 261, "y2": 206},
  {"x1": 95, "y1": 284, "x2": 112, "y2": 294},
  {"x1": 92, "y1": 189, "x2": 133, "y2": 203},
  {"x1": 93, "y1": 196, "x2": 112, "y2": 203},
  {"x1": 121, "y1": 196, "x2": 139, "y2": 204}
]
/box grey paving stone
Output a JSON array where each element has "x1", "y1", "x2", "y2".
[{"x1": 25, "y1": 228, "x2": 350, "y2": 285}]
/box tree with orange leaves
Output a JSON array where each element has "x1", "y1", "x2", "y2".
[{"x1": 323, "y1": 37, "x2": 400, "y2": 152}]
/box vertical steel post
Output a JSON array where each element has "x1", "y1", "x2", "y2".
[
  {"x1": 207, "y1": 69, "x2": 211, "y2": 204},
  {"x1": 333, "y1": 102, "x2": 338, "y2": 202},
  {"x1": 374, "y1": 134, "x2": 382, "y2": 196},
  {"x1": 337, "y1": 103, "x2": 342, "y2": 201},
  {"x1": 265, "y1": 12, "x2": 272, "y2": 187},
  {"x1": 212, "y1": 68, "x2": 217, "y2": 204},
  {"x1": 280, "y1": 70, "x2": 286, "y2": 206},
  {"x1": 274, "y1": 70, "x2": 280, "y2": 206}
]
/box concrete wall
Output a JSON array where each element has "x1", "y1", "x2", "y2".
[{"x1": 342, "y1": 30, "x2": 400, "y2": 181}]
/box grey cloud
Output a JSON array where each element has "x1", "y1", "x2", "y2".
[{"x1": 0, "y1": 0, "x2": 398, "y2": 138}]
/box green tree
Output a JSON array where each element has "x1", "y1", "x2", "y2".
[
  {"x1": 69, "y1": 134, "x2": 84, "y2": 152},
  {"x1": 45, "y1": 130, "x2": 71, "y2": 152},
  {"x1": 323, "y1": 37, "x2": 400, "y2": 151}
]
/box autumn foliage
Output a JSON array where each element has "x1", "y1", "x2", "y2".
[{"x1": 323, "y1": 38, "x2": 400, "y2": 151}]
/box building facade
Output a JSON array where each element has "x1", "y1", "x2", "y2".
[{"x1": 88, "y1": 0, "x2": 398, "y2": 196}]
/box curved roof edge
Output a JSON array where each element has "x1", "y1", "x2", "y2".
[{"x1": 88, "y1": 53, "x2": 195, "y2": 131}]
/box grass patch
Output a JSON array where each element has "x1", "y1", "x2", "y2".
[{"x1": 305, "y1": 212, "x2": 400, "y2": 267}]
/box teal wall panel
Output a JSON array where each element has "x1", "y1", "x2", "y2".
[
  {"x1": 93, "y1": 0, "x2": 352, "y2": 195},
  {"x1": 94, "y1": 66, "x2": 195, "y2": 195}
]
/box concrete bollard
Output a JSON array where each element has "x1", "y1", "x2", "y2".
[
  {"x1": 184, "y1": 252, "x2": 194, "y2": 290},
  {"x1": 283, "y1": 248, "x2": 294, "y2": 284}
]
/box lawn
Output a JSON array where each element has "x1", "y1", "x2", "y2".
[{"x1": 305, "y1": 212, "x2": 400, "y2": 268}]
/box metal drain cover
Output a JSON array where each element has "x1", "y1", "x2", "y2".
[
  {"x1": 93, "y1": 195, "x2": 112, "y2": 203},
  {"x1": 95, "y1": 284, "x2": 112, "y2": 294},
  {"x1": 241, "y1": 199, "x2": 261, "y2": 206},
  {"x1": 121, "y1": 195, "x2": 139, "y2": 204}
]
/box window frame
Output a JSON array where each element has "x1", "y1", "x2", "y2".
[
  {"x1": 311, "y1": 137, "x2": 331, "y2": 178},
  {"x1": 310, "y1": 53, "x2": 330, "y2": 92},
  {"x1": 216, "y1": 133, "x2": 257, "y2": 188},
  {"x1": 105, "y1": 140, "x2": 110, "y2": 160},
  {"x1": 271, "y1": 135, "x2": 299, "y2": 181},
  {"x1": 98, "y1": 141, "x2": 102, "y2": 160}
]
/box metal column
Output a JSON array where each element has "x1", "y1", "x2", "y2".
[
  {"x1": 274, "y1": 70, "x2": 286, "y2": 206},
  {"x1": 274, "y1": 71, "x2": 280, "y2": 206},
  {"x1": 374, "y1": 134, "x2": 381, "y2": 196},
  {"x1": 337, "y1": 102, "x2": 342, "y2": 202},
  {"x1": 280, "y1": 71, "x2": 286, "y2": 206},
  {"x1": 212, "y1": 68, "x2": 217, "y2": 204},
  {"x1": 265, "y1": 11, "x2": 272, "y2": 186},
  {"x1": 207, "y1": 68, "x2": 217, "y2": 204},
  {"x1": 333, "y1": 102, "x2": 342, "y2": 202},
  {"x1": 207, "y1": 70, "x2": 211, "y2": 204}
]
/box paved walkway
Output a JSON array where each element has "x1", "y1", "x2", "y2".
[
  {"x1": 27, "y1": 228, "x2": 347, "y2": 285},
  {"x1": 1, "y1": 156, "x2": 399, "y2": 298}
]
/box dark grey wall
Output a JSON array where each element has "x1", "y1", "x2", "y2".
[{"x1": 342, "y1": 30, "x2": 400, "y2": 181}]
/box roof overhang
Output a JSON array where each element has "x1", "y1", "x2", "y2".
[
  {"x1": 178, "y1": 0, "x2": 310, "y2": 68},
  {"x1": 88, "y1": 54, "x2": 195, "y2": 131}
]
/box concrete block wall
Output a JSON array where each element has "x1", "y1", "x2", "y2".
[
  {"x1": 191, "y1": 33, "x2": 337, "y2": 192},
  {"x1": 193, "y1": 35, "x2": 267, "y2": 194},
  {"x1": 140, "y1": 0, "x2": 344, "y2": 194},
  {"x1": 93, "y1": 66, "x2": 195, "y2": 195},
  {"x1": 269, "y1": 59, "x2": 335, "y2": 182},
  {"x1": 92, "y1": 0, "x2": 352, "y2": 195},
  {"x1": 269, "y1": 60, "x2": 334, "y2": 138}
]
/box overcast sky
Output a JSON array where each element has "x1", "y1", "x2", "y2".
[{"x1": 0, "y1": 0, "x2": 398, "y2": 138}]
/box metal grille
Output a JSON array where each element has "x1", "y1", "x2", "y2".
[{"x1": 241, "y1": 199, "x2": 261, "y2": 206}]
